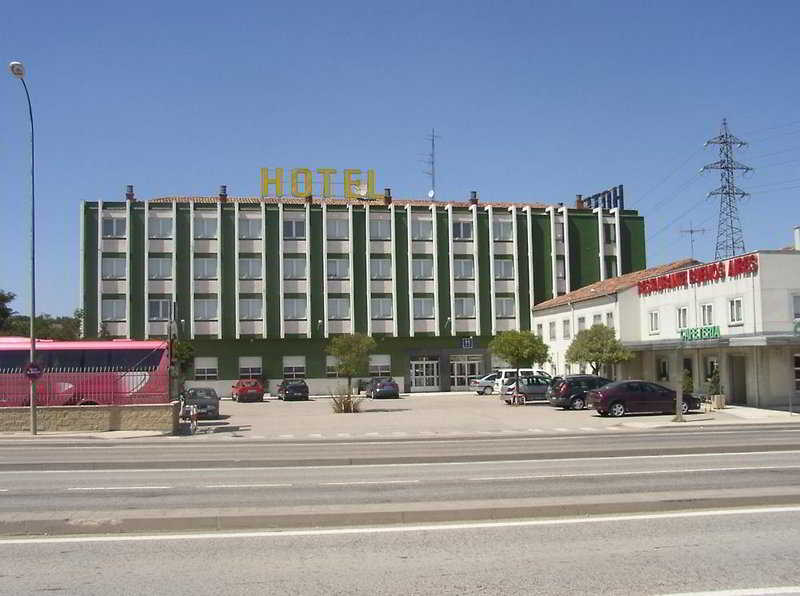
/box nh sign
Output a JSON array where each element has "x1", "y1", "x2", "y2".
[{"x1": 260, "y1": 167, "x2": 384, "y2": 200}]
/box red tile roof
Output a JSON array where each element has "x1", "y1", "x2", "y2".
[{"x1": 532, "y1": 258, "x2": 699, "y2": 311}]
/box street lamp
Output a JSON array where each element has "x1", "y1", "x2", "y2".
[{"x1": 9, "y1": 60, "x2": 37, "y2": 435}]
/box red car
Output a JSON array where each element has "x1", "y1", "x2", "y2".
[
  {"x1": 587, "y1": 380, "x2": 701, "y2": 417},
  {"x1": 231, "y1": 379, "x2": 265, "y2": 402}
]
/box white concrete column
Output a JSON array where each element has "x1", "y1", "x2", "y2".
[
  {"x1": 189, "y1": 201, "x2": 195, "y2": 339},
  {"x1": 305, "y1": 201, "x2": 312, "y2": 339},
  {"x1": 347, "y1": 204, "x2": 354, "y2": 335},
  {"x1": 612, "y1": 207, "x2": 622, "y2": 276},
  {"x1": 366, "y1": 204, "x2": 372, "y2": 336},
  {"x1": 261, "y1": 202, "x2": 267, "y2": 338},
  {"x1": 594, "y1": 207, "x2": 606, "y2": 280},
  {"x1": 487, "y1": 205, "x2": 496, "y2": 336},
  {"x1": 471, "y1": 204, "x2": 481, "y2": 336},
  {"x1": 446, "y1": 204, "x2": 455, "y2": 336},
  {"x1": 216, "y1": 201, "x2": 222, "y2": 340},
  {"x1": 171, "y1": 201, "x2": 177, "y2": 332},
  {"x1": 125, "y1": 200, "x2": 131, "y2": 338},
  {"x1": 143, "y1": 202, "x2": 150, "y2": 339},
  {"x1": 510, "y1": 205, "x2": 520, "y2": 331},
  {"x1": 278, "y1": 203, "x2": 285, "y2": 339},
  {"x1": 390, "y1": 204, "x2": 399, "y2": 337},
  {"x1": 430, "y1": 204, "x2": 440, "y2": 337},
  {"x1": 79, "y1": 202, "x2": 85, "y2": 337},
  {"x1": 525, "y1": 207, "x2": 535, "y2": 312},
  {"x1": 322, "y1": 203, "x2": 329, "y2": 338},
  {"x1": 406, "y1": 204, "x2": 415, "y2": 338},
  {"x1": 546, "y1": 206, "x2": 557, "y2": 299},
  {"x1": 96, "y1": 201, "x2": 103, "y2": 336},
  {"x1": 558, "y1": 205, "x2": 571, "y2": 294},
  {"x1": 234, "y1": 202, "x2": 241, "y2": 339}
]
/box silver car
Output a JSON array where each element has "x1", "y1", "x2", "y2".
[
  {"x1": 501, "y1": 375, "x2": 551, "y2": 404},
  {"x1": 470, "y1": 372, "x2": 499, "y2": 395}
]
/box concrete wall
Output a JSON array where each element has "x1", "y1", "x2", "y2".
[{"x1": 0, "y1": 403, "x2": 179, "y2": 433}]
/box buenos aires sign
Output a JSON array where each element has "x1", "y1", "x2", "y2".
[{"x1": 261, "y1": 167, "x2": 384, "y2": 200}]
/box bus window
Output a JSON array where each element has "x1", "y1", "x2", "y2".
[
  {"x1": 83, "y1": 350, "x2": 110, "y2": 369},
  {"x1": 46, "y1": 350, "x2": 84, "y2": 370},
  {"x1": 0, "y1": 350, "x2": 27, "y2": 370},
  {"x1": 113, "y1": 349, "x2": 164, "y2": 370}
]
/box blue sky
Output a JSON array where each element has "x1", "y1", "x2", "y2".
[{"x1": 2, "y1": 0, "x2": 799, "y2": 315}]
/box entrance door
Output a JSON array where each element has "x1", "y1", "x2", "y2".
[
  {"x1": 449, "y1": 357, "x2": 483, "y2": 390},
  {"x1": 410, "y1": 359, "x2": 440, "y2": 392},
  {"x1": 730, "y1": 355, "x2": 747, "y2": 405}
]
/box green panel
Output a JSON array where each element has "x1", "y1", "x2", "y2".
[
  {"x1": 128, "y1": 205, "x2": 145, "y2": 339},
  {"x1": 621, "y1": 216, "x2": 646, "y2": 273},
  {"x1": 515, "y1": 213, "x2": 531, "y2": 330},
  {"x1": 309, "y1": 207, "x2": 324, "y2": 338},
  {"x1": 175, "y1": 205, "x2": 191, "y2": 335},
  {"x1": 265, "y1": 208, "x2": 281, "y2": 336},
  {"x1": 530, "y1": 214, "x2": 552, "y2": 304},
  {"x1": 82, "y1": 204, "x2": 98, "y2": 337},
  {"x1": 568, "y1": 213, "x2": 600, "y2": 291},
  {"x1": 220, "y1": 205, "x2": 236, "y2": 339},
  {"x1": 476, "y1": 212, "x2": 492, "y2": 334},
  {"x1": 436, "y1": 211, "x2": 451, "y2": 334},
  {"x1": 352, "y1": 209, "x2": 367, "y2": 333},
  {"x1": 394, "y1": 209, "x2": 410, "y2": 336}
]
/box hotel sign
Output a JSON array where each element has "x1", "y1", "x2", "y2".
[
  {"x1": 638, "y1": 254, "x2": 759, "y2": 296},
  {"x1": 679, "y1": 325, "x2": 721, "y2": 342},
  {"x1": 260, "y1": 167, "x2": 384, "y2": 200}
]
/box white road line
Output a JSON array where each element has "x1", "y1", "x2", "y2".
[
  {"x1": 0, "y1": 489, "x2": 7, "y2": 492},
  {"x1": 1, "y1": 506, "x2": 798, "y2": 546},
  {"x1": 308, "y1": 434, "x2": 323, "y2": 439},
  {"x1": 660, "y1": 588, "x2": 800, "y2": 596},
  {"x1": 66, "y1": 486, "x2": 172, "y2": 491},
  {"x1": 203, "y1": 483, "x2": 292, "y2": 489},
  {"x1": 320, "y1": 480, "x2": 420, "y2": 486},
  {"x1": 580, "y1": 427, "x2": 599, "y2": 432},
  {"x1": 364, "y1": 432, "x2": 380, "y2": 437},
  {"x1": 278, "y1": 434, "x2": 294, "y2": 439},
  {"x1": 553, "y1": 428, "x2": 569, "y2": 432},
  {"x1": 468, "y1": 465, "x2": 800, "y2": 482},
  {"x1": 527, "y1": 428, "x2": 543, "y2": 432},
  {"x1": 336, "y1": 433, "x2": 351, "y2": 438}
]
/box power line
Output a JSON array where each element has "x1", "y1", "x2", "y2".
[{"x1": 629, "y1": 145, "x2": 704, "y2": 209}]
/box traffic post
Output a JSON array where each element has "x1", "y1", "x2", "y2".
[{"x1": 23, "y1": 361, "x2": 41, "y2": 434}]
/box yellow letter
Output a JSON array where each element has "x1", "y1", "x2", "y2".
[
  {"x1": 260, "y1": 167, "x2": 284, "y2": 197},
  {"x1": 366, "y1": 169, "x2": 382, "y2": 200},
  {"x1": 291, "y1": 168, "x2": 313, "y2": 197},
  {"x1": 316, "y1": 168, "x2": 337, "y2": 198},
  {"x1": 344, "y1": 169, "x2": 362, "y2": 200}
]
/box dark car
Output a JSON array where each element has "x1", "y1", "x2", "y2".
[
  {"x1": 182, "y1": 387, "x2": 221, "y2": 419},
  {"x1": 547, "y1": 375, "x2": 612, "y2": 410},
  {"x1": 277, "y1": 379, "x2": 309, "y2": 401},
  {"x1": 587, "y1": 380, "x2": 701, "y2": 417},
  {"x1": 501, "y1": 375, "x2": 551, "y2": 404},
  {"x1": 365, "y1": 377, "x2": 400, "y2": 399},
  {"x1": 231, "y1": 379, "x2": 265, "y2": 402}
]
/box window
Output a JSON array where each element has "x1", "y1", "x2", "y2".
[
  {"x1": 370, "y1": 257, "x2": 391, "y2": 280},
  {"x1": 794, "y1": 354, "x2": 800, "y2": 391},
  {"x1": 453, "y1": 257, "x2": 474, "y2": 280},
  {"x1": 148, "y1": 217, "x2": 172, "y2": 239},
  {"x1": 194, "y1": 357, "x2": 218, "y2": 381},
  {"x1": 606, "y1": 312, "x2": 614, "y2": 329},
  {"x1": 413, "y1": 297, "x2": 434, "y2": 319},
  {"x1": 369, "y1": 354, "x2": 391, "y2": 377},
  {"x1": 563, "y1": 319, "x2": 571, "y2": 339},
  {"x1": 283, "y1": 356, "x2": 305, "y2": 380},
  {"x1": 657, "y1": 357, "x2": 669, "y2": 382},
  {"x1": 604, "y1": 223, "x2": 616, "y2": 244},
  {"x1": 194, "y1": 298, "x2": 218, "y2": 321},
  {"x1": 649, "y1": 310, "x2": 660, "y2": 334},
  {"x1": 328, "y1": 257, "x2": 350, "y2": 280},
  {"x1": 578, "y1": 316, "x2": 586, "y2": 332},
  {"x1": 593, "y1": 314, "x2": 602, "y2": 326},
  {"x1": 284, "y1": 218, "x2": 305, "y2": 240},
  {"x1": 607, "y1": 258, "x2": 618, "y2": 278},
  {"x1": 495, "y1": 297, "x2": 514, "y2": 318},
  {"x1": 556, "y1": 256, "x2": 566, "y2": 280},
  {"x1": 327, "y1": 218, "x2": 349, "y2": 240},
  {"x1": 411, "y1": 218, "x2": 433, "y2": 240},
  {"x1": 102, "y1": 217, "x2": 126, "y2": 238},
  {"x1": 412, "y1": 257, "x2": 434, "y2": 280},
  {"x1": 239, "y1": 356, "x2": 262, "y2": 379},
  {"x1": 555, "y1": 222, "x2": 564, "y2": 241},
  {"x1": 239, "y1": 298, "x2": 263, "y2": 320},
  {"x1": 452, "y1": 221, "x2": 473, "y2": 240},
  {"x1": 698, "y1": 303, "x2": 713, "y2": 326},
  {"x1": 493, "y1": 220, "x2": 513, "y2": 241},
  {"x1": 328, "y1": 297, "x2": 350, "y2": 320},
  {"x1": 239, "y1": 257, "x2": 262, "y2": 280},
  {"x1": 455, "y1": 296, "x2": 476, "y2": 318},
  {"x1": 101, "y1": 257, "x2": 126, "y2": 279},
  {"x1": 369, "y1": 218, "x2": 391, "y2": 240},
  {"x1": 101, "y1": 298, "x2": 126, "y2": 321},
  {"x1": 283, "y1": 257, "x2": 306, "y2": 280},
  {"x1": 194, "y1": 257, "x2": 217, "y2": 280},
  {"x1": 536, "y1": 323, "x2": 543, "y2": 337},
  {"x1": 729, "y1": 297, "x2": 743, "y2": 325},
  {"x1": 148, "y1": 257, "x2": 172, "y2": 280},
  {"x1": 549, "y1": 321, "x2": 556, "y2": 340},
  {"x1": 148, "y1": 299, "x2": 171, "y2": 321},
  {"x1": 676, "y1": 306, "x2": 688, "y2": 330},
  {"x1": 371, "y1": 297, "x2": 392, "y2": 319},
  {"x1": 494, "y1": 259, "x2": 514, "y2": 279},
  {"x1": 284, "y1": 297, "x2": 306, "y2": 320},
  {"x1": 793, "y1": 296, "x2": 800, "y2": 320},
  {"x1": 238, "y1": 218, "x2": 262, "y2": 240},
  {"x1": 194, "y1": 218, "x2": 217, "y2": 239},
  {"x1": 326, "y1": 355, "x2": 340, "y2": 378}
]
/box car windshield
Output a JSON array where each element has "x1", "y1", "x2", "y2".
[{"x1": 189, "y1": 388, "x2": 217, "y2": 399}]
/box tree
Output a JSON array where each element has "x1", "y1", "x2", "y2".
[
  {"x1": 326, "y1": 333, "x2": 376, "y2": 398},
  {"x1": 0, "y1": 290, "x2": 15, "y2": 331},
  {"x1": 565, "y1": 324, "x2": 632, "y2": 376},
  {"x1": 489, "y1": 331, "x2": 549, "y2": 404},
  {"x1": 170, "y1": 341, "x2": 195, "y2": 399}
]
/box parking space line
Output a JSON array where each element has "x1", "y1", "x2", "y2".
[
  {"x1": 66, "y1": 486, "x2": 172, "y2": 491},
  {"x1": 308, "y1": 434, "x2": 323, "y2": 439},
  {"x1": 553, "y1": 428, "x2": 569, "y2": 432},
  {"x1": 278, "y1": 434, "x2": 295, "y2": 439},
  {"x1": 204, "y1": 483, "x2": 292, "y2": 489},
  {"x1": 321, "y1": 480, "x2": 420, "y2": 486}
]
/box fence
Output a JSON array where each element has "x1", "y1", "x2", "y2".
[{"x1": 0, "y1": 367, "x2": 170, "y2": 407}]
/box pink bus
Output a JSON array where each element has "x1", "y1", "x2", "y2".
[{"x1": 0, "y1": 337, "x2": 170, "y2": 407}]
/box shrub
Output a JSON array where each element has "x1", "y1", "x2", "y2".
[{"x1": 330, "y1": 387, "x2": 363, "y2": 414}]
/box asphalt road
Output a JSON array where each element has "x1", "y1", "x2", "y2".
[{"x1": 1, "y1": 507, "x2": 799, "y2": 595}]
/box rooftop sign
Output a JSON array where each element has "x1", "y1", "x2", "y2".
[
  {"x1": 260, "y1": 168, "x2": 384, "y2": 200},
  {"x1": 638, "y1": 254, "x2": 758, "y2": 296}
]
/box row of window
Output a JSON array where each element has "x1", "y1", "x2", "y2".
[
  {"x1": 537, "y1": 312, "x2": 615, "y2": 341},
  {"x1": 193, "y1": 355, "x2": 393, "y2": 381},
  {"x1": 648, "y1": 299, "x2": 745, "y2": 334}
]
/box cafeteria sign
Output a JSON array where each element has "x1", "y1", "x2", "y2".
[
  {"x1": 679, "y1": 326, "x2": 721, "y2": 342},
  {"x1": 260, "y1": 167, "x2": 384, "y2": 200}
]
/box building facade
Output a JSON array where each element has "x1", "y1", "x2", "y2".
[{"x1": 80, "y1": 186, "x2": 646, "y2": 395}]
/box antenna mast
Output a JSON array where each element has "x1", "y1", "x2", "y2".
[
  {"x1": 680, "y1": 221, "x2": 708, "y2": 258},
  {"x1": 423, "y1": 128, "x2": 440, "y2": 198},
  {"x1": 701, "y1": 118, "x2": 753, "y2": 260}
]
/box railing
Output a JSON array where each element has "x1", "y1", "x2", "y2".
[{"x1": 0, "y1": 367, "x2": 169, "y2": 407}]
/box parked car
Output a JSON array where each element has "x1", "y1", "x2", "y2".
[
  {"x1": 547, "y1": 375, "x2": 612, "y2": 410},
  {"x1": 470, "y1": 372, "x2": 499, "y2": 395},
  {"x1": 182, "y1": 387, "x2": 220, "y2": 419},
  {"x1": 231, "y1": 378, "x2": 265, "y2": 402},
  {"x1": 277, "y1": 379, "x2": 310, "y2": 401},
  {"x1": 501, "y1": 375, "x2": 551, "y2": 404},
  {"x1": 365, "y1": 377, "x2": 400, "y2": 399},
  {"x1": 587, "y1": 380, "x2": 702, "y2": 417},
  {"x1": 492, "y1": 368, "x2": 550, "y2": 393}
]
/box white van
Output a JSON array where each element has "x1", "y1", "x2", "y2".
[{"x1": 492, "y1": 368, "x2": 550, "y2": 393}]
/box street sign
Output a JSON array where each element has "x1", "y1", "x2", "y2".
[
  {"x1": 23, "y1": 362, "x2": 43, "y2": 382},
  {"x1": 460, "y1": 337, "x2": 474, "y2": 349}
]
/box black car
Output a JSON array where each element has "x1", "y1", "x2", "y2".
[
  {"x1": 547, "y1": 375, "x2": 612, "y2": 410},
  {"x1": 182, "y1": 387, "x2": 221, "y2": 419},
  {"x1": 364, "y1": 377, "x2": 400, "y2": 399},
  {"x1": 277, "y1": 379, "x2": 309, "y2": 401}
]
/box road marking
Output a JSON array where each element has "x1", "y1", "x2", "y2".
[
  {"x1": 308, "y1": 434, "x2": 323, "y2": 439},
  {"x1": 66, "y1": 486, "x2": 172, "y2": 491},
  {"x1": 336, "y1": 433, "x2": 351, "y2": 438},
  {"x1": 203, "y1": 483, "x2": 292, "y2": 489},
  {"x1": 278, "y1": 434, "x2": 294, "y2": 439},
  {"x1": 320, "y1": 480, "x2": 420, "y2": 486},
  {"x1": 1, "y1": 505, "x2": 798, "y2": 546},
  {"x1": 580, "y1": 427, "x2": 599, "y2": 432},
  {"x1": 364, "y1": 432, "x2": 380, "y2": 437},
  {"x1": 392, "y1": 432, "x2": 408, "y2": 436},
  {"x1": 0, "y1": 489, "x2": 7, "y2": 492},
  {"x1": 468, "y1": 464, "x2": 800, "y2": 482},
  {"x1": 660, "y1": 588, "x2": 800, "y2": 596},
  {"x1": 553, "y1": 428, "x2": 569, "y2": 432}
]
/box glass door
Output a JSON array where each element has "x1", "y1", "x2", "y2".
[{"x1": 410, "y1": 359, "x2": 440, "y2": 392}]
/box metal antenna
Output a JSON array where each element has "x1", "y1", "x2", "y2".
[
  {"x1": 700, "y1": 118, "x2": 753, "y2": 260},
  {"x1": 680, "y1": 221, "x2": 708, "y2": 258},
  {"x1": 422, "y1": 128, "x2": 440, "y2": 198}
]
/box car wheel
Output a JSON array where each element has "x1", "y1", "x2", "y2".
[
  {"x1": 609, "y1": 401, "x2": 626, "y2": 417},
  {"x1": 570, "y1": 396, "x2": 586, "y2": 410},
  {"x1": 482, "y1": 386, "x2": 493, "y2": 395},
  {"x1": 680, "y1": 401, "x2": 689, "y2": 415}
]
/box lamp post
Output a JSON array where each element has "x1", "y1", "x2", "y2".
[{"x1": 9, "y1": 61, "x2": 37, "y2": 435}]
